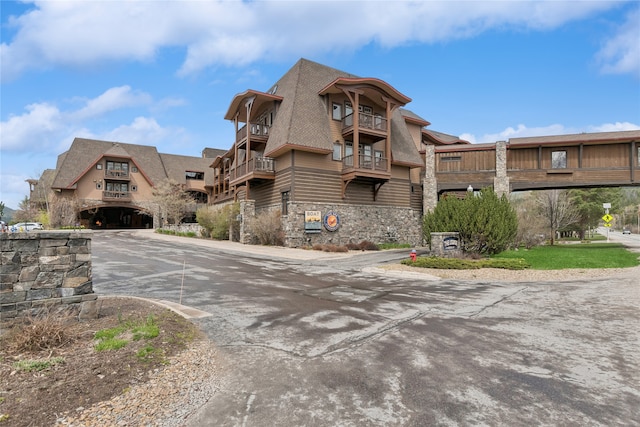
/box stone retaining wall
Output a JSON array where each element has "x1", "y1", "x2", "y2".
[{"x1": 0, "y1": 230, "x2": 98, "y2": 322}]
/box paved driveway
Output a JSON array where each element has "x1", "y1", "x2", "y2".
[{"x1": 92, "y1": 231, "x2": 640, "y2": 426}]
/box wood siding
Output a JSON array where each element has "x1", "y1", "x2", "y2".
[{"x1": 436, "y1": 150, "x2": 496, "y2": 172}]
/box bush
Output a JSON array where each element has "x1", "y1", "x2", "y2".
[
  {"x1": 196, "y1": 203, "x2": 239, "y2": 240},
  {"x1": 423, "y1": 188, "x2": 518, "y2": 255},
  {"x1": 312, "y1": 244, "x2": 349, "y2": 252},
  {"x1": 250, "y1": 210, "x2": 284, "y2": 246},
  {"x1": 401, "y1": 256, "x2": 529, "y2": 270},
  {"x1": 2, "y1": 310, "x2": 76, "y2": 353}
]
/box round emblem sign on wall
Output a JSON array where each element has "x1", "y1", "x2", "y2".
[{"x1": 323, "y1": 211, "x2": 340, "y2": 232}]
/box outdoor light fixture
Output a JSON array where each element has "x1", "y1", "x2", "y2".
[{"x1": 467, "y1": 185, "x2": 473, "y2": 192}]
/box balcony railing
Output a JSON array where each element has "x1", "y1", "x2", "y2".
[
  {"x1": 343, "y1": 154, "x2": 388, "y2": 172},
  {"x1": 342, "y1": 113, "x2": 387, "y2": 132},
  {"x1": 102, "y1": 191, "x2": 131, "y2": 201},
  {"x1": 236, "y1": 123, "x2": 270, "y2": 143},
  {"x1": 230, "y1": 156, "x2": 275, "y2": 181},
  {"x1": 104, "y1": 170, "x2": 129, "y2": 179}
]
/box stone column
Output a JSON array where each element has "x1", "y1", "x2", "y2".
[
  {"x1": 423, "y1": 145, "x2": 438, "y2": 213},
  {"x1": 239, "y1": 199, "x2": 255, "y2": 244},
  {"x1": 493, "y1": 140, "x2": 510, "y2": 197}
]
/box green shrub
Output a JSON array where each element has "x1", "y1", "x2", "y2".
[
  {"x1": 402, "y1": 256, "x2": 529, "y2": 270},
  {"x1": 423, "y1": 188, "x2": 518, "y2": 255}
]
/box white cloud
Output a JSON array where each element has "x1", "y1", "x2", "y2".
[
  {"x1": 0, "y1": 86, "x2": 183, "y2": 153},
  {"x1": 0, "y1": 102, "x2": 62, "y2": 151},
  {"x1": 1, "y1": 0, "x2": 630, "y2": 81},
  {"x1": 595, "y1": 7, "x2": 640, "y2": 76},
  {"x1": 71, "y1": 86, "x2": 152, "y2": 120},
  {"x1": 461, "y1": 121, "x2": 640, "y2": 143}
]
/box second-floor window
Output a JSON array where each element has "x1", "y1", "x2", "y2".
[
  {"x1": 332, "y1": 103, "x2": 342, "y2": 121},
  {"x1": 333, "y1": 143, "x2": 342, "y2": 161},
  {"x1": 106, "y1": 182, "x2": 128, "y2": 192},
  {"x1": 551, "y1": 151, "x2": 567, "y2": 169}
]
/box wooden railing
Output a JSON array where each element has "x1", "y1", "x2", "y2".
[
  {"x1": 104, "y1": 170, "x2": 129, "y2": 179},
  {"x1": 102, "y1": 191, "x2": 131, "y2": 201},
  {"x1": 230, "y1": 157, "x2": 275, "y2": 180},
  {"x1": 342, "y1": 113, "x2": 387, "y2": 132},
  {"x1": 236, "y1": 123, "x2": 270, "y2": 142},
  {"x1": 343, "y1": 154, "x2": 388, "y2": 172}
]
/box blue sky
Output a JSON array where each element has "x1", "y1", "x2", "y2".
[{"x1": 1, "y1": 0, "x2": 639, "y2": 210}]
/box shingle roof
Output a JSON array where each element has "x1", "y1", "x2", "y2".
[
  {"x1": 423, "y1": 129, "x2": 471, "y2": 145},
  {"x1": 509, "y1": 130, "x2": 640, "y2": 146},
  {"x1": 51, "y1": 138, "x2": 208, "y2": 189},
  {"x1": 263, "y1": 58, "x2": 422, "y2": 165},
  {"x1": 159, "y1": 153, "x2": 217, "y2": 187}
]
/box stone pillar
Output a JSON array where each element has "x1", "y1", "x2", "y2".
[
  {"x1": 493, "y1": 140, "x2": 510, "y2": 197},
  {"x1": 239, "y1": 199, "x2": 255, "y2": 244},
  {"x1": 430, "y1": 232, "x2": 462, "y2": 258},
  {"x1": 423, "y1": 145, "x2": 438, "y2": 213}
]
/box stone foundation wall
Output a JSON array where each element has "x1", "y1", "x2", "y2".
[
  {"x1": 0, "y1": 231, "x2": 98, "y2": 322},
  {"x1": 268, "y1": 202, "x2": 423, "y2": 248}
]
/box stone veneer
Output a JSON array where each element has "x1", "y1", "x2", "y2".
[
  {"x1": 251, "y1": 202, "x2": 423, "y2": 248},
  {"x1": 0, "y1": 230, "x2": 98, "y2": 322}
]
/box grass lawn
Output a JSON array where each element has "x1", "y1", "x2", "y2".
[{"x1": 493, "y1": 243, "x2": 640, "y2": 270}]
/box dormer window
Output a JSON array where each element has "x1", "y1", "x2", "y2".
[{"x1": 186, "y1": 171, "x2": 204, "y2": 180}]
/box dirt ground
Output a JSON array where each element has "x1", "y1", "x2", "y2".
[{"x1": 0, "y1": 297, "x2": 202, "y2": 427}]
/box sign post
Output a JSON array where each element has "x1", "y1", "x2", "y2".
[{"x1": 603, "y1": 203, "x2": 612, "y2": 242}]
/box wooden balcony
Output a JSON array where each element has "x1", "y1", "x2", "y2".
[
  {"x1": 342, "y1": 113, "x2": 387, "y2": 137},
  {"x1": 342, "y1": 154, "x2": 390, "y2": 181},
  {"x1": 236, "y1": 123, "x2": 270, "y2": 144},
  {"x1": 102, "y1": 191, "x2": 131, "y2": 201},
  {"x1": 229, "y1": 157, "x2": 276, "y2": 186},
  {"x1": 104, "y1": 170, "x2": 130, "y2": 180}
]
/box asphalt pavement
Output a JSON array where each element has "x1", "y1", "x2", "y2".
[{"x1": 91, "y1": 230, "x2": 640, "y2": 427}]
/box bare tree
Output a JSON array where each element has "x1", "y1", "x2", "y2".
[
  {"x1": 152, "y1": 179, "x2": 195, "y2": 226},
  {"x1": 536, "y1": 189, "x2": 580, "y2": 245}
]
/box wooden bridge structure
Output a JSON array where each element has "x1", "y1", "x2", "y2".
[{"x1": 423, "y1": 130, "x2": 640, "y2": 211}]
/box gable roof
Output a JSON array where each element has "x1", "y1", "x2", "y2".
[
  {"x1": 423, "y1": 129, "x2": 471, "y2": 145},
  {"x1": 52, "y1": 138, "x2": 167, "y2": 189}
]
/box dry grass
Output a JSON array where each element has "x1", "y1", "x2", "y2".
[{"x1": 2, "y1": 309, "x2": 77, "y2": 353}]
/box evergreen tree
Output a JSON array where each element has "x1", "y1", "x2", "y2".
[{"x1": 423, "y1": 188, "x2": 518, "y2": 255}]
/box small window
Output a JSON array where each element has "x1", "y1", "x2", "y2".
[
  {"x1": 96, "y1": 163, "x2": 103, "y2": 170},
  {"x1": 333, "y1": 143, "x2": 342, "y2": 161},
  {"x1": 332, "y1": 103, "x2": 342, "y2": 121},
  {"x1": 186, "y1": 171, "x2": 205, "y2": 180},
  {"x1": 637, "y1": 147, "x2": 640, "y2": 165},
  {"x1": 551, "y1": 151, "x2": 567, "y2": 169},
  {"x1": 441, "y1": 156, "x2": 462, "y2": 162},
  {"x1": 281, "y1": 191, "x2": 290, "y2": 215},
  {"x1": 131, "y1": 166, "x2": 138, "y2": 173},
  {"x1": 96, "y1": 182, "x2": 102, "y2": 190},
  {"x1": 131, "y1": 185, "x2": 137, "y2": 192}
]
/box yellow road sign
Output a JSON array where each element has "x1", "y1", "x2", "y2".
[
  {"x1": 604, "y1": 223, "x2": 612, "y2": 227},
  {"x1": 602, "y1": 214, "x2": 613, "y2": 223}
]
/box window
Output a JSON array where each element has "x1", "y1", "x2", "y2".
[
  {"x1": 281, "y1": 191, "x2": 290, "y2": 215},
  {"x1": 96, "y1": 163, "x2": 103, "y2": 170},
  {"x1": 551, "y1": 151, "x2": 567, "y2": 169},
  {"x1": 96, "y1": 182, "x2": 102, "y2": 190},
  {"x1": 345, "y1": 141, "x2": 353, "y2": 158},
  {"x1": 638, "y1": 147, "x2": 640, "y2": 165},
  {"x1": 106, "y1": 182, "x2": 128, "y2": 192},
  {"x1": 131, "y1": 185, "x2": 137, "y2": 192},
  {"x1": 345, "y1": 102, "x2": 353, "y2": 117},
  {"x1": 333, "y1": 143, "x2": 342, "y2": 161},
  {"x1": 131, "y1": 166, "x2": 138, "y2": 173},
  {"x1": 441, "y1": 156, "x2": 462, "y2": 162},
  {"x1": 106, "y1": 161, "x2": 129, "y2": 175},
  {"x1": 186, "y1": 171, "x2": 204, "y2": 180},
  {"x1": 332, "y1": 103, "x2": 342, "y2": 121}
]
